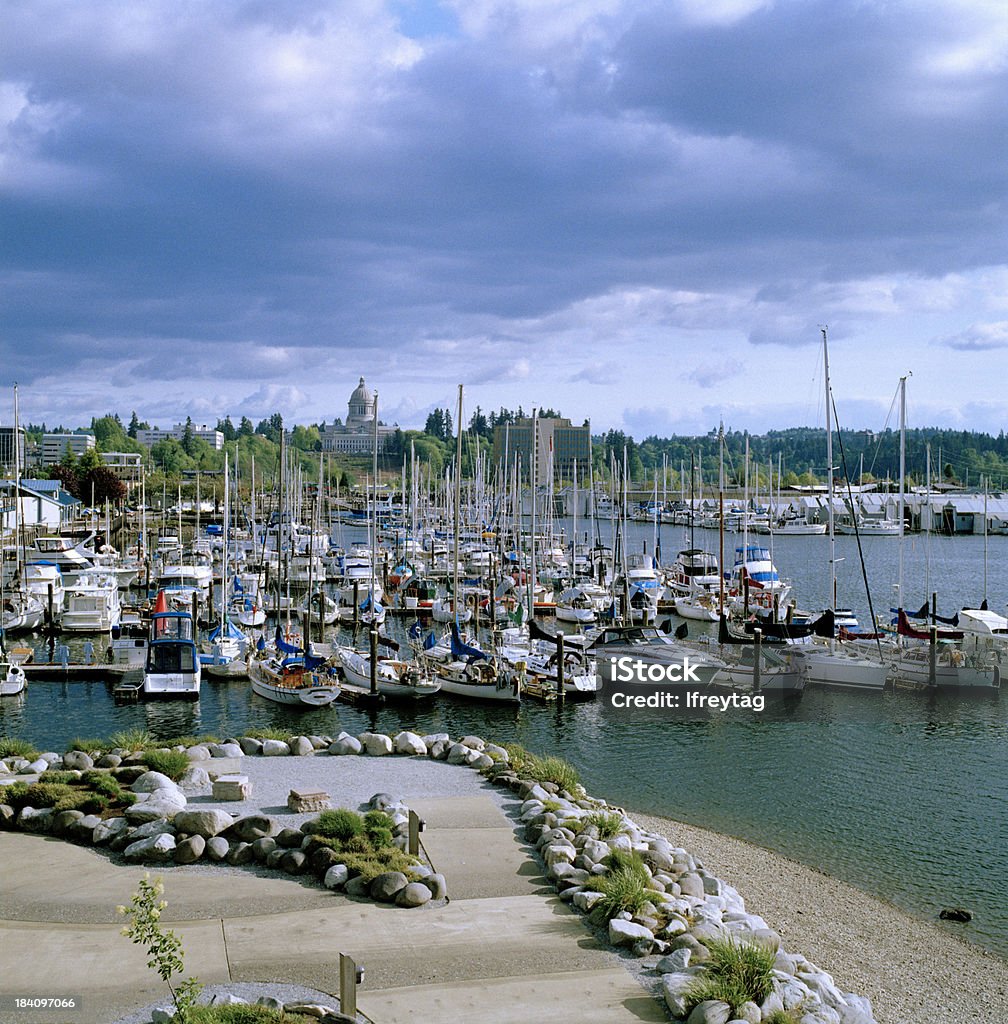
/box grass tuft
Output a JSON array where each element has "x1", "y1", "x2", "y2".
[
  {"x1": 141, "y1": 749, "x2": 191, "y2": 781},
  {"x1": 185, "y1": 1004, "x2": 316, "y2": 1023},
  {"x1": 240, "y1": 726, "x2": 291, "y2": 741},
  {"x1": 495, "y1": 743, "x2": 581, "y2": 793},
  {"x1": 67, "y1": 737, "x2": 105, "y2": 754},
  {"x1": 684, "y1": 937, "x2": 776, "y2": 1015},
  {"x1": 0, "y1": 737, "x2": 41, "y2": 761},
  {"x1": 313, "y1": 808, "x2": 365, "y2": 842},
  {"x1": 583, "y1": 849, "x2": 654, "y2": 920},
  {"x1": 108, "y1": 728, "x2": 154, "y2": 751},
  {"x1": 573, "y1": 810, "x2": 625, "y2": 839}
]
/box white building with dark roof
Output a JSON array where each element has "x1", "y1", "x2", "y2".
[{"x1": 320, "y1": 377, "x2": 395, "y2": 454}]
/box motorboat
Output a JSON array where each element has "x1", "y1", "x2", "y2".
[{"x1": 143, "y1": 597, "x2": 201, "y2": 699}]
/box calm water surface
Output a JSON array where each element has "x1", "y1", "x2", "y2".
[{"x1": 2, "y1": 522, "x2": 1006, "y2": 958}]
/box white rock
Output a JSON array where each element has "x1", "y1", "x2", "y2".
[
  {"x1": 359, "y1": 732, "x2": 393, "y2": 756},
  {"x1": 209, "y1": 742, "x2": 244, "y2": 758},
  {"x1": 393, "y1": 731, "x2": 427, "y2": 756},
  {"x1": 662, "y1": 971, "x2": 698, "y2": 1018},
  {"x1": 328, "y1": 734, "x2": 362, "y2": 755},
  {"x1": 572, "y1": 890, "x2": 604, "y2": 912},
  {"x1": 92, "y1": 817, "x2": 128, "y2": 844},
  {"x1": 123, "y1": 832, "x2": 177, "y2": 862},
  {"x1": 288, "y1": 736, "x2": 314, "y2": 756},
  {"x1": 608, "y1": 918, "x2": 654, "y2": 948},
  {"x1": 131, "y1": 771, "x2": 182, "y2": 794},
  {"x1": 686, "y1": 1000, "x2": 731, "y2": 1024},
  {"x1": 324, "y1": 864, "x2": 349, "y2": 890},
  {"x1": 261, "y1": 739, "x2": 291, "y2": 756},
  {"x1": 173, "y1": 809, "x2": 235, "y2": 838}
]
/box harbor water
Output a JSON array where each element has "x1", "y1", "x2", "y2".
[{"x1": 2, "y1": 520, "x2": 1006, "y2": 959}]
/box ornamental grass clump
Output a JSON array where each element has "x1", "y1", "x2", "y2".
[
  {"x1": 573, "y1": 810, "x2": 625, "y2": 839},
  {"x1": 0, "y1": 737, "x2": 41, "y2": 760},
  {"x1": 109, "y1": 728, "x2": 154, "y2": 751},
  {"x1": 684, "y1": 937, "x2": 776, "y2": 1016},
  {"x1": 584, "y1": 849, "x2": 654, "y2": 921},
  {"x1": 494, "y1": 743, "x2": 581, "y2": 793},
  {"x1": 313, "y1": 808, "x2": 364, "y2": 842},
  {"x1": 141, "y1": 749, "x2": 191, "y2": 781},
  {"x1": 185, "y1": 1006, "x2": 315, "y2": 1023}
]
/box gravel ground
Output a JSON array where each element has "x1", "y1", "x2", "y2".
[
  {"x1": 632, "y1": 811, "x2": 1008, "y2": 1024},
  {"x1": 187, "y1": 752, "x2": 513, "y2": 827}
]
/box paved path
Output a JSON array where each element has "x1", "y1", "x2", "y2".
[{"x1": 0, "y1": 762, "x2": 666, "y2": 1024}]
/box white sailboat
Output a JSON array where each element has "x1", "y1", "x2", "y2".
[{"x1": 791, "y1": 329, "x2": 889, "y2": 692}]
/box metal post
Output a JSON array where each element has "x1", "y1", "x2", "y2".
[
  {"x1": 353, "y1": 580, "x2": 360, "y2": 629},
  {"x1": 753, "y1": 628, "x2": 762, "y2": 691},
  {"x1": 556, "y1": 631, "x2": 566, "y2": 702},
  {"x1": 192, "y1": 592, "x2": 199, "y2": 629},
  {"x1": 369, "y1": 628, "x2": 378, "y2": 696},
  {"x1": 408, "y1": 809, "x2": 425, "y2": 856},
  {"x1": 339, "y1": 952, "x2": 362, "y2": 1019},
  {"x1": 929, "y1": 625, "x2": 937, "y2": 687}
]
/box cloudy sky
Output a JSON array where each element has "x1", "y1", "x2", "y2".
[{"x1": 2, "y1": 0, "x2": 1007, "y2": 438}]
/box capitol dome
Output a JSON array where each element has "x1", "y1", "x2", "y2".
[{"x1": 346, "y1": 376, "x2": 375, "y2": 427}]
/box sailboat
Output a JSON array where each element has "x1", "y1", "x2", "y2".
[
  {"x1": 789, "y1": 329, "x2": 889, "y2": 692},
  {"x1": 201, "y1": 452, "x2": 249, "y2": 679},
  {"x1": 887, "y1": 376, "x2": 998, "y2": 690}
]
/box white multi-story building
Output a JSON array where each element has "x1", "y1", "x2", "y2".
[
  {"x1": 41, "y1": 432, "x2": 96, "y2": 465},
  {"x1": 320, "y1": 377, "x2": 395, "y2": 454},
  {"x1": 136, "y1": 423, "x2": 224, "y2": 450}
]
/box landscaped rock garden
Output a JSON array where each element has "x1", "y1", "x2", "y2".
[{"x1": 1, "y1": 729, "x2": 879, "y2": 1022}]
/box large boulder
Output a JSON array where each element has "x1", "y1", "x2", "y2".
[
  {"x1": 359, "y1": 733, "x2": 393, "y2": 756},
  {"x1": 608, "y1": 919, "x2": 655, "y2": 949},
  {"x1": 63, "y1": 750, "x2": 94, "y2": 771},
  {"x1": 328, "y1": 734, "x2": 362, "y2": 756},
  {"x1": 686, "y1": 1001, "x2": 732, "y2": 1024},
  {"x1": 131, "y1": 771, "x2": 182, "y2": 794},
  {"x1": 396, "y1": 882, "x2": 432, "y2": 908},
  {"x1": 173, "y1": 809, "x2": 235, "y2": 838},
  {"x1": 124, "y1": 833, "x2": 177, "y2": 863},
  {"x1": 209, "y1": 742, "x2": 244, "y2": 759},
  {"x1": 324, "y1": 864, "x2": 349, "y2": 891},
  {"x1": 288, "y1": 736, "x2": 314, "y2": 757},
  {"x1": 228, "y1": 815, "x2": 280, "y2": 842},
  {"x1": 206, "y1": 836, "x2": 230, "y2": 862},
  {"x1": 261, "y1": 739, "x2": 291, "y2": 757},
  {"x1": 174, "y1": 835, "x2": 206, "y2": 864},
  {"x1": 393, "y1": 732, "x2": 427, "y2": 756},
  {"x1": 369, "y1": 871, "x2": 408, "y2": 902},
  {"x1": 92, "y1": 816, "x2": 128, "y2": 845},
  {"x1": 125, "y1": 790, "x2": 186, "y2": 823}
]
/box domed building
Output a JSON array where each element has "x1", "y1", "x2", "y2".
[{"x1": 320, "y1": 377, "x2": 396, "y2": 454}]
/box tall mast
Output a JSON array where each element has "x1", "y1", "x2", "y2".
[
  {"x1": 897, "y1": 373, "x2": 908, "y2": 612},
  {"x1": 718, "y1": 422, "x2": 725, "y2": 616},
  {"x1": 823, "y1": 327, "x2": 836, "y2": 611},
  {"x1": 372, "y1": 388, "x2": 379, "y2": 608},
  {"x1": 528, "y1": 407, "x2": 537, "y2": 621},
  {"x1": 454, "y1": 385, "x2": 463, "y2": 625}
]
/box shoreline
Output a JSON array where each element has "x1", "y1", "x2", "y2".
[{"x1": 630, "y1": 809, "x2": 1008, "y2": 1024}]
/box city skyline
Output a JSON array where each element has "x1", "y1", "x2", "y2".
[{"x1": 3, "y1": 2, "x2": 1007, "y2": 436}]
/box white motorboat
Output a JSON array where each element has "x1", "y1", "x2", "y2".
[
  {"x1": 143, "y1": 598, "x2": 201, "y2": 699},
  {"x1": 417, "y1": 626, "x2": 519, "y2": 702},
  {"x1": 61, "y1": 572, "x2": 121, "y2": 632}
]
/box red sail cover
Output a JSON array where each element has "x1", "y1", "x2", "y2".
[
  {"x1": 153, "y1": 590, "x2": 168, "y2": 615},
  {"x1": 897, "y1": 609, "x2": 963, "y2": 640}
]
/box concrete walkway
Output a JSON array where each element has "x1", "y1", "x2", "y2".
[{"x1": 0, "y1": 767, "x2": 666, "y2": 1024}]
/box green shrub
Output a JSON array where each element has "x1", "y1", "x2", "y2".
[
  {"x1": 141, "y1": 750, "x2": 191, "y2": 782},
  {"x1": 40, "y1": 770, "x2": 78, "y2": 785},
  {"x1": 109, "y1": 728, "x2": 154, "y2": 751},
  {"x1": 0, "y1": 737, "x2": 41, "y2": 760},
  {"x1": 362, "y1": 809, "x2": 394, "y2": 847},
  {"x1": 684, "y1": 938, "x2": 776, "y2": 1015},
  {"x1": 10, "y1": 781, "x2": 79, "y2": 809},
  {"x1": 584, "y1": 850, "x2": 654, "y2": 921},
  {"x1": 0, "y1": 781, "x2": 29, "y2": 807},
  {"x1": 312, "y1": 808, "x2": 365, "y2": 843}
]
